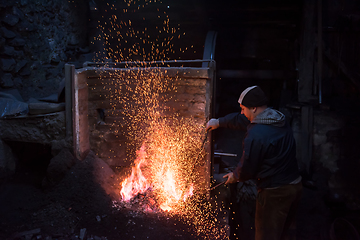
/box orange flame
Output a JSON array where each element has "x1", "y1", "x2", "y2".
[
  {"x1": 120, "y1": 144, "x2": 150, "y2": 202},
  {"x1": 157, "y1": 168, "x2": 194, "y2": 211},
  {"x1": 120, "y1": 139, "x2": 194, "y2": 212}
]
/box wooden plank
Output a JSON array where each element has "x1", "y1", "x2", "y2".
[
  {"x1": 87, "y1": 99, "x2": 127, "y2": 110},
  {"x1": 88, "y1": 89, "x2": 108, "y2": 101},
  {"x1": 87, "y1": 108, "x2": 128, "y2": 120},
  {"x1": 173, "y1": 78, "x2": 208, "y2": 86},
  {"x1": 90, "y1": 122, "x2": 129, "y2": 133},
  {"x1": 73, "y1": 70, "x2": 90, "y2": 160},
  {"x1": 83, "y1": 66, "x2": 211, "y2": 79},
  {"x1": 87, "y1": 77, "x2": 209, "y2": 98},
  {"x1": 89, "y1": 132, "x2": 128, "y2": 147},
  {"x1": 74, "y1": 70, "x2": 88, "y2": 89},
  {"x1": 102, "y1": 132, "x2": 128, "y2": 142},
  {"x1": 87, "y1": 78, "x2": 133, "y2": 88},
  {"x1": 87, "y1": 82, "x2": 137, "y2": 97}
]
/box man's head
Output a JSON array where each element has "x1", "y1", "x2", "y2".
[{"x1": 238, "y1": 85, "x2": 268, "y2": 121}]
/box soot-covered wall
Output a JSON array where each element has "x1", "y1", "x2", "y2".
[{"x1": 0, "y1": 0, "x2": 90, "y2": 101}]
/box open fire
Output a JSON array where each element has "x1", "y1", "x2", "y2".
[{"x1": 119, "y1": 121, "x2": 200, "y2": 213}]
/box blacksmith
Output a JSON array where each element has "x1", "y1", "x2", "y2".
[{"x1": 206, "y1": 85, "x2": 302, "y2": 240}]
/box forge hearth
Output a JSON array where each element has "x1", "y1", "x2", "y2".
[{"x1": 69, "y1": 60, "x2": 215, "y2": 193}]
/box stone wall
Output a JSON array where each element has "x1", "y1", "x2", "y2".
[
  {"x1": 0, "y1": 0, "x2": 90, "y2": 101},
  {"x1": 0, "y1": 0, "x2": 91, "y2": 180}
]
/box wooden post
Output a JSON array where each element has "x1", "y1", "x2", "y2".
[
  {"x1": 298, "y1": 0, "x2": 316, "y2": 103},
  {"x1": 317, "y1": 0, "x2": 323, "y2": 104},
  {"x1": 205, "y1": 61, "x2": 216, "y2": 199}
]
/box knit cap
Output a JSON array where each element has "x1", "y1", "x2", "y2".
[{"x1": 238, "y1": 85, "x2": 268, "y2": 107}]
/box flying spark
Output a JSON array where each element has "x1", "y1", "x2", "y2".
[{"x1": 91, "y1": 0, "x2": 227, "y2": 238}]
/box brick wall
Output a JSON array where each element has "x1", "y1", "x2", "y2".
[{"x1": 73, "y1": 65, "x2": 214, "y2": 190}]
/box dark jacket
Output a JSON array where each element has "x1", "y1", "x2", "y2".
[{"x1": 218, "y1": 109, "x2": 300, "y2": 189}]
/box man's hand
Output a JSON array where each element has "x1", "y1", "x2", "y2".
[
  {"x1": 206, "y1": 118, "x2": 219, "y2": 131},
  {"x1": 223, "y1": 172, "x2": 237, "y2": 184}
]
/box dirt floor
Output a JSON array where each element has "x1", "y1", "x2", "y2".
[
  {"x1": 1, "y1": 147, "x2": 360, "y2": 240},
  {"x1": 0, "y1": 150, "x2": 224, "y2": 240},
  {"x1": 0, "y1": 151, "x2": 208, "y2": 240}
]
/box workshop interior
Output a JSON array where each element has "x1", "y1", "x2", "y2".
[{"x1": 0, "y1": 0, "x2": 360, "y2": 239}]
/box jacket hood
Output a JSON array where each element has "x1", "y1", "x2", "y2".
[{"x1": 251, "y1": 108, "x2": 286, "y2": 127}]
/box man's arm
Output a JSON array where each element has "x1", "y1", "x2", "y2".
[
  {"x1": 206, "y1": 112, "x2": 249, "y2": 131},
  {"x1": 218, "y1": 112, "x2": 249, "y2": 130}
]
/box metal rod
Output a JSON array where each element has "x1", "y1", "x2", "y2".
[
  {"x1": 209, "y1": 181, "x2": 226, "y2": 191},
  {"x1": 214, "y1": 152, "x2": 237, "y2": 157},
  {"x1": 83, "y1": 59, "x2": 215, "y2": 67}
]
